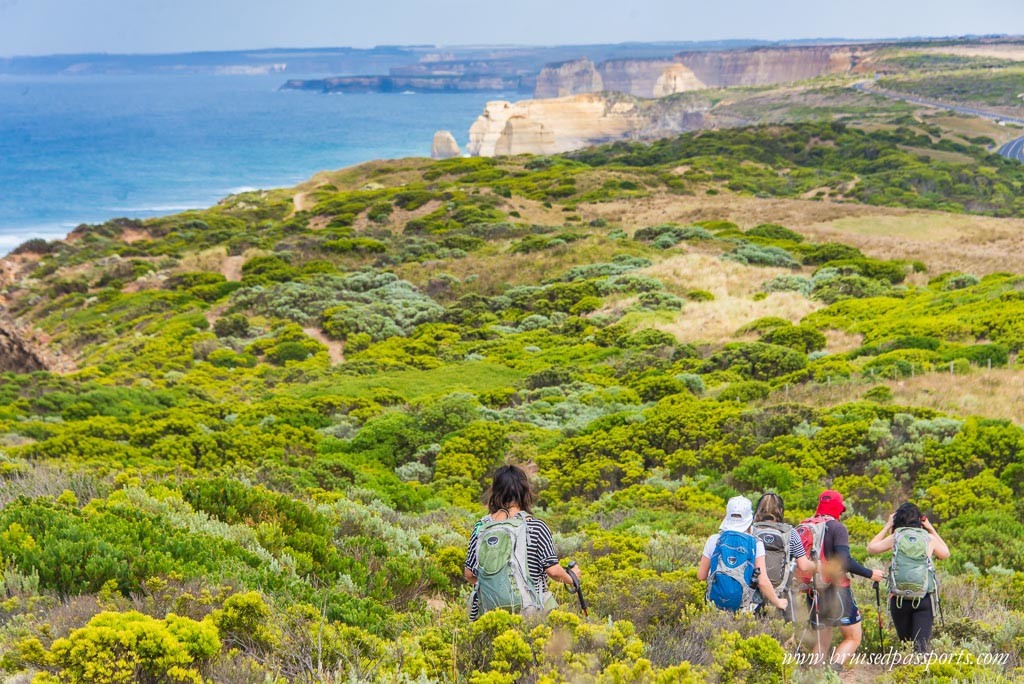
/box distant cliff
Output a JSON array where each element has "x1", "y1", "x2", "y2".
[
  {"x1": 533, "y1": 46, "x2": 872, "y2": 98},
  {"x1": 467, "y1": 93, "x2": 712, "y2": 157},
  {"x1": 678, "y1": 45, "x2": 865, "y2": 87}
]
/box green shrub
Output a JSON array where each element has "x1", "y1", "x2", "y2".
[
  {"x1": 213, "y1": 313, "x2": 250, "y2": 338},
  {"x1": 36, "y1": 611, "x2": 220, "y2": 684},
  {"x1": 863, "y1": 385, "x2": 894, "y2": 403},
  {"x1": 685, "y1": 289, "x2": 714, "y2": 302},
  {"x1": 819, "y1": 257, "x2": 907, "y2": 284},
  {"x1": 703, "y1": 342, "x2": 808, "y2": 381},
  {"x1": 717, "y1": 381, "x2": 771, "y2": 403},
  {"x1": 761, "y1": 325, "x2": 826, "y2": 353},
  {"x1": 799, "y1": 242, "x2": 864, "y2": 265},
  {"x1": 723, "y1": 244, "x2": 800, "y2": 269},
  {"x1": 746, "y1": 223, "x2": 804, "y2": 243}
]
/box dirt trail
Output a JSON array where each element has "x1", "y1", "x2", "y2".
[
  {"x1": 841, "y1": 663, "x2": 886, "y2": 683},
  {"x1": 222, "y1": 256, "x2": 244, "y2": 282},
  {"x1": 292, "y1": 191, "x2": 313, "y2": 214},
  {"x1": 303, "y1": 326, "x2": 345, "y2": 365}
]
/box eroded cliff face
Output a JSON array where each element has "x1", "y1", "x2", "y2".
[
  {"x1": 0, "y1": 318, "x2": 48, "y2": 373},
  {"x1": 466, "y1": 94, "x2": 714, "y2": 157},
  {"x1": 467, "y1": 95, "x2": 643, "y2": 157},
  {"x1": 652, "y1": 63, "x2": 707, "y2": 97},
  {"x1": 533, "y1": 46, "x2": 869, "y2": 98},
  {"x1": 1, "y1": 254, "x2": 76, "y2": 374},
  {"x1": 678, "y1": 46, "x2": 863, "y2": 87},
  {"x1": 533, "y1": 58, "x2": 604, "y2": 98},
  {"x1": 598, "y1": 59, "x2": 707, "y2": 98}
]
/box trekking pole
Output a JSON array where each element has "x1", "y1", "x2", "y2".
[
  {"x1": 873, "y1": 581, "x2": 885, "y2": 653},
  {"x1": 565, "y1": 561, "x2": 588, "y2": 618}
]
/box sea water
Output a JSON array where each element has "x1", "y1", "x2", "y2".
[{"x1": 0, "y1": 73, "x2": 501, "y2": 253}]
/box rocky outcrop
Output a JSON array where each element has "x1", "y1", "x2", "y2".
[
  {"x1": 467, "y1": 95, "x2": 643, "y2": 157},
  {"x1": 533, "y1": 46, "x2": 870, "y2": 98},
  {"x1": 0, "y1": 316, "x2": 49, "y2": 373},
  {"x1": 533, "y1": 59, "x2": 604, "y2": 98},
  {"x1": 466, "y1": 93, "x2": 713, "y2": 157},
  {"x1": 597, "y1": 59, "x2": 702, "y2": 98},
  {"x1": 653, "y1": 63, "x2": 706, "y2": 97},
  {"x1": 431, "y1": 131, "x2": 461, "y2": 159}
]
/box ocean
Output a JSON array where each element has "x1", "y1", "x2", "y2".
[{"x1": 0, "y1": 73, "x2": 500, "y2": 254}]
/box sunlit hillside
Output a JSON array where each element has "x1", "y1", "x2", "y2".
[{"x1": 2, "y1": 55, "x2": 1024, "y2": 681}]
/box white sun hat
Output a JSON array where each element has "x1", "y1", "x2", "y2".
[{"x1": 720, "y1": 495, "x2": 754, "y2": 533}]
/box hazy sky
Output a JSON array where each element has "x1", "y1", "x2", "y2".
[{"x1": 1, "y1": 0, "x2": 1021, "y2": 56}]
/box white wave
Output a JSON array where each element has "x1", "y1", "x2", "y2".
[{"x1": 0, "y1": 227, "x2": 71, "y2": 254}]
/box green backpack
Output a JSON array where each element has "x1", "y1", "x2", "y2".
[
  {"x1": 887, "y1": 527, "x2": 936, "y2": 599},
  {"x1": 472, "y1": 512, "x2": 545, "y2": 617}
]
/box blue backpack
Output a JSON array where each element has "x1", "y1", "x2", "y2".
[{"x1": 707, "y1": 530, "x2": 758, "y2": 612}]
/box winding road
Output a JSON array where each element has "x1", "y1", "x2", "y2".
[
  {"x1": 852, "y1": 81, "x2": 1024, "y2": 162},
  {"x1": 997, "y1": 135, "x2": 1024, "y2": 162}
]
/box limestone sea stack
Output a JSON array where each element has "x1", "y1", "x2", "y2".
[
  {"x1": 431, "y1": 130, "x2": 461, "y2": 159},
  {"x1": 466, "y1": 94, "x2": 641, "y2": 157}
]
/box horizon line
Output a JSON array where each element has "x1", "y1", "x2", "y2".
[{"x1": 2, "y1": 33, "x2": 1019, "y2": 61}]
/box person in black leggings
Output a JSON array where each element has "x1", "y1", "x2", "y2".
[{"x1": 867, "y1": 502, "x2": 950, "y2": 652}]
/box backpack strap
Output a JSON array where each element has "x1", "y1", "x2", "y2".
[
  {"x1": 708, "y1": 531, "x2": 759, "y2": 610},
  {"x1": 508, "y1": 512, "x2": 543, "y2": 612}
]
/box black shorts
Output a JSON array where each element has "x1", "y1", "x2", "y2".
[{"x1": 806, "y1": 586, "x2": 862, "y2": 628}]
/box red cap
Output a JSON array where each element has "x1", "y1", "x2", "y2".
[{"x1": 816, "y1": 489, "x2": 846, "y2": 518}]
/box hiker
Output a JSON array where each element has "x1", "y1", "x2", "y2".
[
  {"x1": 464, "y1": 464, "x2": 581, "y2": 620},
  {"x1": 752, "y1": 492, "x2": 816, "y2": 620},
  {"x1": 867, "y1": 502, "x2": 950, "y2": 652},
  {"x1": 799, "y1": 489, "x2": 885, "y2": 671},
  {"x1": 698, "y1": 495, "x2": 789, "y2": 614}
]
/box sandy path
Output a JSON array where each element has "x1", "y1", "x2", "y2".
[
  {"x1": 293, "y1": 191, "x2": 313, "y2": 213},
  {"x1": 222, "y1": 256, "x2": 244, "y2": 282},
  {"x1": 303, "y1": 326, "x2": 345, "y2": 365}
]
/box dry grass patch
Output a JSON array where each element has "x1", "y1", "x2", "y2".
[
  {"x1": 888, "y1": 368, "x2": 1024, "y2": 424},
  {"x1": 762, "y1": 368, "x2": 1024, "y2": 425},
  {"x1": 638, "y1": 253, "x2": 822, "y2": 342},
  {"x1": 805, "y1": 213, "x2": 1024, "y2": 274},
  {"x1": 581, "y1": 191, "x2": 1024, "y2": 275},
  {"x1": 580, "y1": 191, "x2": 916, "y2": 238},
  {"x1": 395, "y1": 237, "x2": 649, "y2": 296},
  {"x1": 897, "y1": 145, "x2": 976, "y2": 165},
  {"x1": 925, "y1": 114, "x2": 1020, "y2": 145},
  {"x1": 176, "y1": 247, "x2": 232, "y2": 274},
  {"x1": 656, "y1": 295, "x2": 821, "y2": 345},
  {"x1": 823, "y1": 329, "x2": 864, "y2": 354},
  {"x1": 320, "y1": 158, "x2": 434, "y2": 192},
  {"x1": 640, "y1": 253, "x2": 795, "y2": 298},
  {"x1": 917, "y1": 45, "x2": 1024, "y2": 62}
]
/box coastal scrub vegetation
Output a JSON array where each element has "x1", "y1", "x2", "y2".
[{"x1": 3, "y1": 115, "x2": 1024, "y2": 682}]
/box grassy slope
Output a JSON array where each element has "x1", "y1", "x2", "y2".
[{"x1": 3, "y1": 81, "x2": 1024, "y2": 681}]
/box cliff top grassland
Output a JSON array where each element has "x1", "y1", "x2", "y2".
[{"x1": 4, "y1": 105, "x2": 1024, "y2": 682}]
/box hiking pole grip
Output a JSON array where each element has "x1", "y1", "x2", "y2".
[{"x1": 565, "y1": 561, "x2": 588, "y2": 617}]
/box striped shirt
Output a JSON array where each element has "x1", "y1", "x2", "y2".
[
  {"x1": 465, "y1": 514, "x2": 559, "y2": 620},
  {"x1": 788, "y1": 529, "x2": 807, "y2": 558}
]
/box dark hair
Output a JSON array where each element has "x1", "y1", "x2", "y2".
[
  {"x1": 487, "y1": 464, "x2": 534, "y2": 514},
  {"x1": 754, "y1": 492, "x2": 785, "y2": 523},
  {"x1": 892, "y1": 502, "x2": 923, "y2": 530}
]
